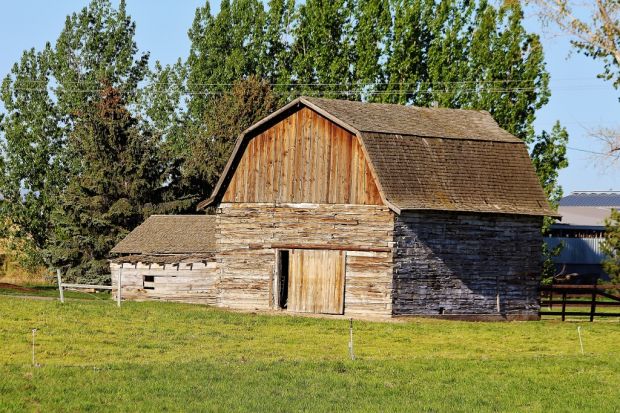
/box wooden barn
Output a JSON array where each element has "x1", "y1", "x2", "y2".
[
  {"x1": 110, "y1": 215, "x2": 218, "y2": 305},
  {"x1": 111, "y1": 97, "x2": 557, "y2": 320}
]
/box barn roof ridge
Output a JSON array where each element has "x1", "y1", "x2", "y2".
[{"x1": 197, "y1": 97, "x2": 557, "y2": 217}]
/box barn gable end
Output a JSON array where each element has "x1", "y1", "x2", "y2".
[{"x1": 220, "y1": 107, "x2": 383, "y2": 206}]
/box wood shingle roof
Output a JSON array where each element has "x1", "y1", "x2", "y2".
[{"x1": 110, "y1": 215, "x2": 216, "y2": 255}]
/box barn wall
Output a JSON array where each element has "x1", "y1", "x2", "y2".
[
  {"x1": 393, "y1": 211, "x2": 543, "y2": 318},
  {"x1": 110, "y1": 261, "x2": 219, "y2": 305},
  {"x1": 216, "y1": 203, "x2": 394, "y2": 316},
  {"x1": 222, "y1": 107, "x2": 382, "y2": 205}
]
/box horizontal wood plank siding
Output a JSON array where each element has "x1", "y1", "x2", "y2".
[
  {"x1": 110, "y1": 262, "x2": 219, "y2": 305},
  {"x1": 222, "y1": 108, "x2": 382, "y2": 205},
  {"x1": 216, "y1": 203, "x2": 394, "y2": 316}
]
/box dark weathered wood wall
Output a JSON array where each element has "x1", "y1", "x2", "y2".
[
  {"x1": 222, "y1": 107, "x2": 382, "y2": 205},
  {"x1": 216, "y1": 203, "x2": 394, "y2": 317},
  {"x1": 392, "y1": 211, "x2": 543, "y2": 317}
]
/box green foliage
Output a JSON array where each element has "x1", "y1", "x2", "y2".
[
  {"x1": 0, "y1": 0, "x2": 161, "y2": 281},
  {"x1": 1, "y1": 0, "x2": 566, "y2": 284},
  {"x1": 184, "y1": 76, "x2": 278, "y2": 200},
  {"x1": 531, "y1": 122, "x2": 569, "y2": 227},
  {"x1": 601, "y1": 208, "x2": 620, "y2": 283},
  {"x1": 530, "y1": 122, "x2": 569, "y2": 282},
  {"x1": 0, "y1": 47, "x2": 63, "y2": 266},
  {"x1": 48, "y1": 87, "x2": 164, "y2": 283}
]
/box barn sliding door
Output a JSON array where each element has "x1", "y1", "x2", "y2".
[{"x1": 288, "y1": 249, "x2": 345, "y2": 314}]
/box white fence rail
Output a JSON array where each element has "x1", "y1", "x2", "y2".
[{"x1": 56, "y1": 268, "x2": 120, "y2": 306}]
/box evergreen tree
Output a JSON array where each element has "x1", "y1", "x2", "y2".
[
  {"x1": 49, "y1": 86, "x2": 163, "y2": 283},
  {"x1": 49, "y1": 86, "x2": 162, "y2": 282}
]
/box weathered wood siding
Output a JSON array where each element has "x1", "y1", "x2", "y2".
[
  {"x1": 393, "y1": 211, "x2": 543, "y2": 317},
  {"x1": 110, "y1": 261, "x2": 219, "y2": 305},
  {"x1": 288, "y1": 249, "x2": 346, "y2": 314},
  {"x1": 222, "y1": 107, "x2": 382, "y2": 205},
  {"x1": 216, "y1": 203, "x2": 394, "y2": 316}
]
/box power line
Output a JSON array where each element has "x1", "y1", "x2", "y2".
[
  {"x1": 6, "y1": 85, "x2": 608, "y2": 95},
  {"x1": 566, "y1": 146, "x2": 620, "y2": 158}
]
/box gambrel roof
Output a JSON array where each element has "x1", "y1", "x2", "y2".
[{"x1": 199, "y1": 97, "x2": 557, "y2": 217}]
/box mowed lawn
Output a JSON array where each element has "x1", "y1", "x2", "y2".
[{"x1": 1, "y1": 297, "x2": 619, "y2": 412}]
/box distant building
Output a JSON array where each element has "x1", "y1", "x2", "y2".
[{"x1": 546, "y1": 191, "x2": 619, "y2": 282}]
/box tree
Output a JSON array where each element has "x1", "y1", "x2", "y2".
[
  {"x1": 0, "y1": 0, "x2": 152, "y2": 270},
  {"x1": 289, "y1": 0, "x2": 355, "y2": 98},
  {"x1": 48, "y1": 86, "x2": 164, "y2": 283},
  {"x1": 529, "y1": 0, "x2": 620, "y2": 83},
  {"x1": 382, "y1": 1, "x2": 550, "y2": 144},
  {"x1": 0, "y1": 46, "x2": 64, "y2": 268},
  {"x1": 183, "y1": 76, "x2": 278, "y2": 201},
  {"x1": 601, "y1": 208, "x2": 620, "y2": 284},
  {"x1": 528, "y1": 0, "x2": 620, "y2": 162},
  {"x1": 530, "y1": 122, "x2": 569, "y2": 282},
  {"x1": 186, "y1": 0, "x2": 266, "y2": 118}
]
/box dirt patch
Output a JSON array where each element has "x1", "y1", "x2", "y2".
[{"x1": 0, "y1": 283, "x2": 37, "y2": 292}]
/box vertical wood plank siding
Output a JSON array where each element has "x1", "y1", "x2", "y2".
[
  {"x1": 216, "y1": 203, "x2": 394, "y2": 316},
  {"x1": 222, "y1": 108, "x2": 382, "y2": 205}
]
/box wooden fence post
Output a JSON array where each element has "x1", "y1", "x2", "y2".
[
  {"x1": 56, "y1": 269, "x2": 64, "y2": 304},
  {"x1": 561, "y1": 292, "x2": 567, "y2": 321},
  {"x1": 590, "y1": 284, "x2": 597, "y2": 322}
]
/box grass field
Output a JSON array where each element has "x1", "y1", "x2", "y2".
[
  {"x1": 0, "y1": 284, "x2": 106, "y2": 300},
  {"x1": 1, "y1": 296, "x2": 619, "y2": 412}
]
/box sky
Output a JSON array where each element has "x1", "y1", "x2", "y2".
[{"x1": 0, "y1": 0, "x2": 617, "y2": 195}]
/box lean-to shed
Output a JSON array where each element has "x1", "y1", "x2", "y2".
[
  {"x1": 196, "y1": 97, "x2": 557, "y2": 320},
  {"x1": 110, "y1": 215, "x2": 218, "y2": 304}
]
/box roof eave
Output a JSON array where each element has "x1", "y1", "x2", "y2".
[{"x1": 397, "y1": 206, "x2": 560, "y2": 218}]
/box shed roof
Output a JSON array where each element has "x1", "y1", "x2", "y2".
[
  {"x1": 110, "y1": 215, "x2": 216, "y2": 255},
  {"x1": 199, "y1": 97, "x2": 557, "y2": 217}
]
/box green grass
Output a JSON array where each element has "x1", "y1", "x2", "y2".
[
  {"x1": 1, "y1": 297, "x2": 619, "y2": 412},
  {"x1": 0, "y1": 285, "x2": 106, "y2": 300}
]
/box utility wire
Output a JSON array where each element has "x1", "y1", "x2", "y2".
[{"x1": 566, "y1": 146, "x2": 620, "y2": 158}]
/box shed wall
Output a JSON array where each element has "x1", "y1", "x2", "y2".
[
  {"x1": 216, "y1": 203, "x2": 394, "y2": 316},
  {"x1": 110, "y1": 261, "x2": 219, "y2": 305},
  {"x1": 393, "y1": 211, "x2": 543, "y2": 317}
]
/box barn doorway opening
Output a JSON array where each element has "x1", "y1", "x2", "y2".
[{"x1": 277, "y1": 250, "x2": 289, "y2": 309}]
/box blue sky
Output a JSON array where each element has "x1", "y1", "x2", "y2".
[{"x1": 0, "y1": 1, "x2": 617, "y2": 194}]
